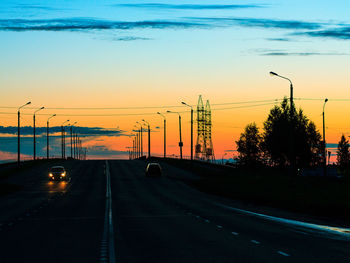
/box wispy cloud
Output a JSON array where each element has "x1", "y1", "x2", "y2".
[
  {"x1": 1, "y1": 16, "x2": 349, "y2": 42},
  {"x1": 266, "y1": 37, "x2": 292, "y2": 41},
  {"x1": 0, "y1": 18, "x2": 206, "y2": 32},
  {"x1": 295, "y1": 26, "x2": 350, "y2": 40},
  {"x1": 14, "y1": 4, "x2": 63, "y2": 12},
  {"x1": 0, "y1": 126, "x2": 124, "y2": 137},
  {"x1": 257, "y1": 49, "x2": 348, "y2": 56},
  {"x1": 262, "y1": 52, "x2": 347, "y2": 56},
  {"x1": 189, "y1": 17, "x2": 323, "y2": 30},
  {"x1": 110, "y1": 36, "x2": 151, "y2": 41},
  {"x1": 117, "y1": 3, "x2": 264, "y2": 10}
]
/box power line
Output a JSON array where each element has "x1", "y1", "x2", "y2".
[
  {"x1": 0, "y1": 98, "x2": 283, "y2": 111},
  {"x1": 1, "y1": 97, "x2": 348, "y2": 117}
]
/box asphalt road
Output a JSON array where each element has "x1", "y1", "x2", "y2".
[{"x1": 0, "y1": 160, "x2": 349, "y2": 263}]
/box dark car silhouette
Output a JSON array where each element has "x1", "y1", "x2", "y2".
[
  {"x1": 49, "y1": 166, "x2": 69, "y2": 181},
  {"x1": 145, "y1": 163, "x2": 162, "y2": 177}
]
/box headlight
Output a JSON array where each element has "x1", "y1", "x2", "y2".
[
  {"x1": 49, "y1": 173, "x2": 53, "y2": 177},
  {"x1": 61, "y1": 172, "x2": 65, "y2": 177}
]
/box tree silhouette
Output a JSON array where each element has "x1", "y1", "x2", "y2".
[
  {"x1": 262, "y1": 98, "x2": 322, "y2": 167},
  {"x1": 337, "y1": 134, "x2": 350, "y2": 166},
  {"x1": 236, "y1": 123, "x2": 263, "y2": 166}
]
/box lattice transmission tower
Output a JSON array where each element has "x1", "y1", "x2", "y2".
[{"x1": 195, "y1": 95, "x2": 215, "y2": 161}]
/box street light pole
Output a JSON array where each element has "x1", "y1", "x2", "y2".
[
  {"x1": 142, "y1": 119, "x2": 151, "y2": 158},
  {"x1": 136, "y1": 122, "x2": 143, "y2": 157},
  {"x1": 61, "y1": 120, "x2": 69, "y2": 159},
  {"x1": 33, "y1": 106, "x2": 44, "y2": 160},
  {"x1": 270, "y1": 71, "x2": 295, "y2": 173},
  {"x1": 167, "y1": 111, "x2": 183, "y2": 159},
  {"x1": 18, "y1": 101, "x2": 31, "y2": 166},
  {"x1": 47, "y1": 114, "x2": 56, "y2": 159},
  {"x1": 323, "y1": 98, "x2": 328, "y2": 176},
  {"x1": 70, "y1": 122, "x2": 77, "y2": 159},
  {"x1": 157, "y1": 112, "x2": 166, "y2": 158},
  {"x1": 181, "y1": 102, "x2": 193, "y2": 160}
]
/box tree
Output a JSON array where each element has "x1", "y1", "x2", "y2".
[
  {"x1": 337, "y1": 134, "x2": 350, "y2": 166},
  {"x1": 262, "y1": 98, "x2": 322, "y2": 167},
  {"x1": 236, "y1": 123, "x2": 263, "y2": 166}
]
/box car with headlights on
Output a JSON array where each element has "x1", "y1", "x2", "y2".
[
  {"x1": 145, "y1": 163, "x2": 162, "y2": 177},
  {"x1": 49, "y1": 166, "x2": 69, "y2": 181}
]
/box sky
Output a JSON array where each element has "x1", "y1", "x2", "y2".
[{"x1": 1, "y1": 0, "x2": 350, "y2": 161}]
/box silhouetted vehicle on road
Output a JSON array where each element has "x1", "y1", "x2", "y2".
[
  {"x1": 145, "y1": 163, "x2": 162, "y2": 177},
  {"x1": 49, "y1": 166, "x2": 69, "y2": 181}
]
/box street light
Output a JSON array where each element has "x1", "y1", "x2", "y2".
[
  {"x1": 142, "y1": 119, "x2": 151, "y2": 158},
  {"x1": 181, "y1": 101, "x2": 193, "y2": 160},
  {"x1": 18, "y1": 101, "x2": 31, "y2": 166},
  {"x1": 61, "y1": 120, "x2": 69, "y2": 159},
  {"x1": 157, "y1": 112, "x2": 166, "y2": 158},
  {"x1": 47, "y1": 114, "x2": 56, "y2": 159},
  {"x1": 323, "y1": 98, "x2": 328, "y2": 176},
  {"x1": 167, "y1": 110, "x2": 183, "y2": 159},
  {"x1": 270, "y1": 71, "x2": 295, "y2": 173},
  {"x1": 134, "y1": 125, "x2": 140, "y2": 158},
  {"x1": 33, "y1": 106, "x2": 45, "y2": 160},
  {"x1": 136, "y1": 121, "x2": 143, "y2": 157},
  {"x1": 70, "y1": 122, "x2": 77, "y2": 159}
]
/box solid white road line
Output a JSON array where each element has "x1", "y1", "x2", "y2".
[
  {"x1": 277, "y1": 251, "x2": 290, "y2": 257},
  {"x1": 100, "y1": 161, "x2": 116, "y2": 263},
  {"x1": 216, "y1": 202, "x2": 350, "y2": 240}
]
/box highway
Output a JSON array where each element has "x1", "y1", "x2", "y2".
[{"x1": 0, "y1": 160, "x2": 349, "y2": 263}]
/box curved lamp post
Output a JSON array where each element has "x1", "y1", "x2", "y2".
[
  {"x1": 323, "y1": 98, "x2": 328, "y2": 175},
  {"x1": 167, "y1": 110, "x2": 183, "y2": 159},
  {"x1": 70, "y1": 122, "x2": 77, "y2": 159},
  {"x1": 134, "y1": 125, "x2": 140, "y2": 158},
  {"x1": 47, "y1": 114, "x2": 56, "y2": 159},
  {"x1": 18, "y1": 101, "x2": 31, "y2": 166},
  {"x1": 181, "y1": 101, "x2": 193, "y2": 160},
  {"x1": 142, "y1": 119, "x2": 151, "y2": 158},
  {"x1": 33, "y1": 106, "x2": 45, "y2": 160},
  {"x1": 136, "y1": 121, "x2": 143, "y2": 157},
  {"x1": 157, "y1": 112, "x2": 166, "y2": 158},
  {"x1": 61, "y1": 120, "x2": 69, "y2": 159},
  {"x1": 270, "y1": 71, "x2": 295, "y2": 172}
]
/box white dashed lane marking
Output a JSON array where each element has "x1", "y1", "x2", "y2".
[
  {"x1": 251, "y1": 240, "x2": 260, "y2": 244},
  {"x1": 216, "y1": 225, "x2": 223, "y2": 229},
  {"x1": 231, "y1": 232, "x2": 239, "y2": 236},
  {"x1": 278, "y1": 251, "x2": 290, "y2": 257}
]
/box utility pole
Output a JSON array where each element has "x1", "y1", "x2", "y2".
[
  {"x1": 167, "y1": 111, "x2": 183, "y2": 159},
  {"x1": 157, "y1": 113, "x2": 166, "y2": 158},
  {"x1": 142, "y1": 119, "x2": 151, "y2": 158},
  {"x1": 270, "y1": 72, "x2": 295, "y2": 174},
  {"x1": 136, "y1": 122, "x2": 143, "y2": 157},
  {"x1": 18, "y1": 101, "x2": 31, "y2": 166},
  {"x1": 47, "y1": 114, "x2": 56, "y2": 159},
  {"x1": 33, "y1": 106, "x2": 44, "y2": 160},
  {"x1": 179, "y1": 114, "x2": 183, "y2": 159},
  {"x1": 61, "y1": 120, "x2": 69, "y2": 160},
  {"x1": 181, "y1": 102, "x2": 193, "y2": 160},
  {"x1": 69, "y1": 122, "x2": 77, "y2": 159},
  {"x1": 323, "y1": 99, "x2": 328, "y2": 176}
]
